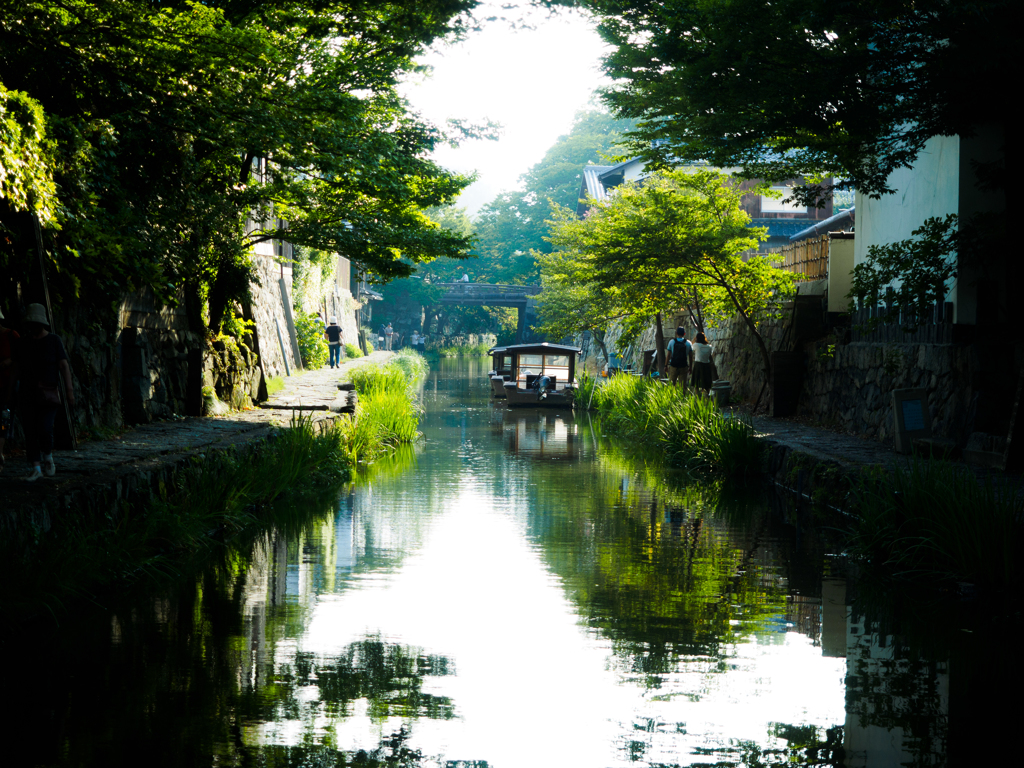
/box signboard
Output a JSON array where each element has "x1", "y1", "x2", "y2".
[{"x1": 892, "y1": 388, "x2": 931, "y2": 454}]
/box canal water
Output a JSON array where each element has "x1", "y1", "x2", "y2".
[{"x1": 9, "y1": 359, "x2": 1006, "y2": 766}]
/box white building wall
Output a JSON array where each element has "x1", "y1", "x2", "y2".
[
  {"x1": 854, "y1": 134, "x2": 960, "y2": 267},
  {"x1": 853, "y1": 135, "x2": 962, "y2": 317}
]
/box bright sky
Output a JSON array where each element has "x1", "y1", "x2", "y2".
[{"x1": 401, "y1": 2, "x2": 611, "y2": 215}]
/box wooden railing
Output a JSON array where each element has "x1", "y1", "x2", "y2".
[{"x1": 768, "y1": 234, "x2": 829, "y2": 282}]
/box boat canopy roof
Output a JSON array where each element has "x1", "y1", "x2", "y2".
[
  {"x1": 488, "y1": 346, "x2": 507, "y2": 356},
  {"x1": 503, "y1": 342, "x2": 581, "y2": 356}
]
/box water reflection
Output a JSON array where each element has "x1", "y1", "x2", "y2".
[{"x1": 7, "y1": 358, "x2": 996, "y2": 767}]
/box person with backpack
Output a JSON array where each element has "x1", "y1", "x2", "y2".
[
  {"x1": 665, "y1": 326, "x2": 693, "y2": 391},
  {"x1": 325, "y1": 316, "x2": 344, "y2": 368}
]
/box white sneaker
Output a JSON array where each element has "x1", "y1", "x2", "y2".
[
  {"x1": 26, "y1": 466, "x2": 43, "y2": 482},
  {"x1": 43, "y1": 454, "x2": 55, "y2": 477}
]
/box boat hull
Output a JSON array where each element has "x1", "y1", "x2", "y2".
[
  {"x1": 503, "y1": 381, "x2": 575, "y2": 408},
  {"x1": 490, "y1": 375, "x2": 508, "y2": 398}
]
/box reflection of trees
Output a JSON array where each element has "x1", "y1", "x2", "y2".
[
  {"x1": 283, "y1": 638, "x2": 455, "y2": 721},
  {"x1": 10, "y1": 519, "x2": 461, "y2": 767},
  {"x1": 526, "y1": 446, "x2": 794, "y2": 681}
]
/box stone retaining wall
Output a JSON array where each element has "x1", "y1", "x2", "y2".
[
  {"x1": 713, "y1": 311, "x2": 974, "y2": 444},
  {"x1": 576, "y1": 309, "x2": 976, "y2": 446}
]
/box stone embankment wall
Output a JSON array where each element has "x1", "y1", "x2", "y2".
[
  {"x1": 289, "y1": 254, "x2": 359, "y2": 352},
  {"x1": 576, "y1": 306, "x2": 975, "y2": 446},
  {"x1": 713, "y1": 311, "x2": 974, "y2": 443},
  {"x1": 5, "y1": 250, "x2": 355, "y2": 448},
  {"x1": 249, "y1": 254, "x2": 301, "y2": 381}
]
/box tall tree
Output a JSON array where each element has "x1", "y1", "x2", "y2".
[
  {"x1": 539, "y1": 169, "x2": 794, "y2": 392},
  {"x1": 472, "y1": 107, "x2": 633, "y2": 285}
]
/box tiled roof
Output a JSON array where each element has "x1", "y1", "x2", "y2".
[{"x1": 748, "y1": 218, "x2": 821, "y2": 238}]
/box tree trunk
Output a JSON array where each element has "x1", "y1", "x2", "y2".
[
  {"x1": 592, "y1": 328, "x2": 609, "y2": 363},
  {"x1": 689, "y1": 289, "x2": 705, "y2": 334},
  {"x1": 655, "y1": 312, "x2": 666, "y2": 377}
]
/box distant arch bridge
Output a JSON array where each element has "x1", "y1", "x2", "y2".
[{"x1": 434, "y1": 282, "x2": 541, "y2": 342}]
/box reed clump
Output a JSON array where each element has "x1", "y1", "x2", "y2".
[
  {"x1": 344, "y1": 350, "x2": 427, "y2": 457},
  {"x1": 848, "y1": 457, "x2": 1024, "y2": 588},
  {"x1": 587, "y1": 375, "x2": 762, "y2": 476}
]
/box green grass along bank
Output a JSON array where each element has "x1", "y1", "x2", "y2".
[{"x1": 579, "y1": 374, "x2": 1023, "y2": 592}]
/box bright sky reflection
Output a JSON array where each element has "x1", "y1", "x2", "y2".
[{"x1": 257, "y1": 480, "x2": 846, "y2": 767}]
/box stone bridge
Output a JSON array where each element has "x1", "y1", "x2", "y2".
[{"x1": 434, "y1": 283, "x2": 541, "y2": 342}]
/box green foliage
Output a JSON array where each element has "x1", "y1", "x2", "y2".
[
  {"x1": 848, "y1": 457, "x2": 1024, "y2": 587},
  {"x1": 0, "y1": 82, "x2": 56, "y2": 221},
  {"x1": 344, "y1": 342, "x2": 363, "y2": 359},
  {"x1": 540, "y1": 168, "x2": 794, "y2": 380},
  {"x1": 295, "y1": 312, "x2": 328, "y2": 369},
  {"x1": 583, "y1": 0, "x2": 1010, "y2": 202},
  {"x1": 388, "y1": 348, "x2": 431, "y2": 381},
  {"x1": 849, "y1": 214, "x2": 958, "y2": 328},
  {"x1": 345, "y1": 352, "x2": 427, "y2": 450},
  {"x1": 1, "y1": 0, "x2": 478, "y2": 331},
  {"x1": 471, "y1": 108, "x2": 635, "y2": 285},
  {"x1": 589, "y1": 376, "x2": 763, "y2": 477},
  {"x1": 429, "y1": 341, "x2": 491, "y2": 358}
]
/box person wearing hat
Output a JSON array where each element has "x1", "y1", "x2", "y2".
[
  {"x1": 0, "y1": 306, "x2": 19, "y2": 474},
  {"x1": 665, "y1": 326, "x2": 693, "y2": 391},
  {"x1": 15, "y1": 303, "x2": 74, "y2": 481},
  {"x1": 324, "y1": 315, "x2": 344, "y2": 368}
]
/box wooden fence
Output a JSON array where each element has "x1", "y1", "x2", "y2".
[
  {"x1": 768, "y1": 234, "x2": 829, "y2": 282},
  {"x1": 850, "y1": 298, "x2": 955, "y2": 344}
]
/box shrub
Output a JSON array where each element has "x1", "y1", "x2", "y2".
[
  {"x1": 295, "y1": 312, "x2": 328, "y2": 368},
  {"x1": 344, "y1": 343, "x2": 363, "y2": 359}
]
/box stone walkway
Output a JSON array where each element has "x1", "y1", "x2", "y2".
[
  {"x1": 0, "y1": 351, "x2": 394, "y2": 508},
  {"x1": 748, "y1": 414, "x2": 906, "y2": 471}
]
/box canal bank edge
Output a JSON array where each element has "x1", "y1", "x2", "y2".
[{"x1": 1, "y1": 353, "x2": 397, "y2": 545}]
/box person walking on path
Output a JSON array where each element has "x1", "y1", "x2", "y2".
[
  {"x1": 0, "y1": 307, "x2": 19, "y2": 474},
  {"x1": 691, "y1": 332, "x2": 715, "y2": 395},
  {"x1": 384, "y1": 323, "x2": 394, "y2": 351},
  {"x1": 15, "y1": 303, "x2": 75, "y2": 481},
  {"x1": 325, "y1": 316, "x2": 344, "y2": 368},
  {"x1": 665, "y1": 327, "x2": 692, "y2": 391}
]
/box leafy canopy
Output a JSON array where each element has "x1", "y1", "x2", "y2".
[
  {"x1": 581, "y1": 0, "x2": 1011, "y2": 201},
  {"x1": 0, "y1": 0, "x2": 480, "y2": 333}
]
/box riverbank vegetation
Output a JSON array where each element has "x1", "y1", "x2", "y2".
[
  {"x1": 848, "y1": 458, "x2": 1023, "y2": 589},
  {"x1": 580, "y1": 374, "x2": 762, "y2": 477},
  {"x1": 429, "y1": 342, "x2": 492, "y2": 358},
  {"x1": 344, "y1": 350, "x2": 428, "y2": 457}
]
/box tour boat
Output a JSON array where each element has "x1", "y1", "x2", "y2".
[
  {"x1": 499, "y1": 342, "x2": 581, "y2": 408},
  {"x1": 488, "y1": 346, "x2": 512, "y2": 397}
]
